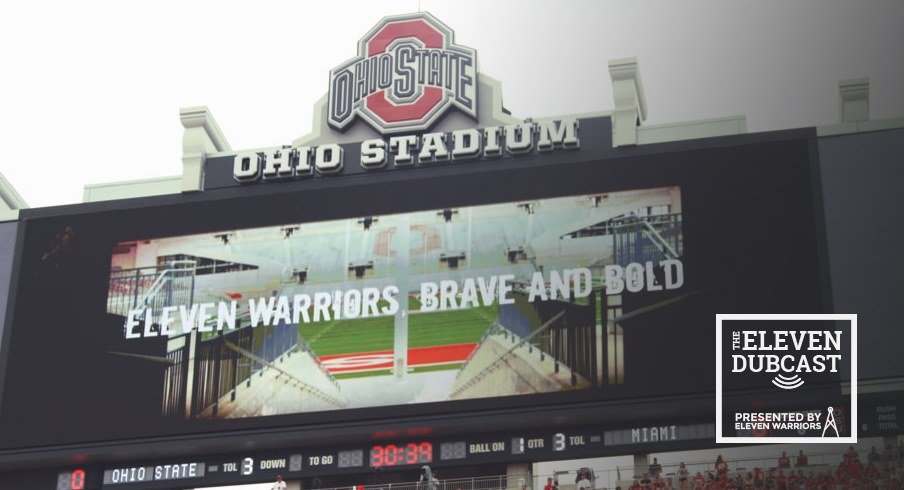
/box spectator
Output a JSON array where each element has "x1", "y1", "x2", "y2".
[
  {"x1": 544, "y1": 477, "x2": 556, "y2": 490},
  {"x1": 631, "y1": 480, "x2": 642, "y2": 490},
  {"x1": 778, "y1": 451, "x2": 791, "y2": 469},
  {"x1": 577, "y1": 472, "x2": 593, "y2": 490},
  {"x1": 866, "y1": 462, "x2": 881, "y2": 481},
  {"x1": 676, "y1": 463, "x2": 689, "y2": 490},
  {"x1": 271, "y1": 475, "x2": 287, "y2": 490},
  {"x1": 653, "y1": 475, "x2": 665, "y2": 489},
  {"x1": 752, "y1": 467, "x2": 764, "y2": 489},
  {"x1": 785, "y1": 470, "x2": 797, "y2": 490},
  {"x1": 649, "y1": 458, "x2": 663, "y2": 478},
  {"x1": 835, "y1": 462, "x2": 848, "y2": 485},
  {"x1": 869, "y1": 446, "x2": 882, "y2": 464},
  {"x1": 804, "y1": 471, "x2": 816, "y2": 490},
  {"x1": 639, "y1": 473, "x2": 652, "y2": 490},
  {"x1": 725, "y1": 475, "x2": 738, "y2": 490},
  {"x1": 764, "y1": 470, "x2": 775, "y2": 489},
  {"x1": 775, "y1": 469, "x2": 786, "y2": 490},
  {"x1": 848, "y1": 457, "x2": 864, "y2": 482},
  {"x1": 715, "y1": 455, "x2": 728, "y2": 478},
  {"x1": 826, "y1": 472, "x2": 839, "y2": 489},
  {"x1": 692, "y1": 472, "x2": 705, "y2": 490},
  {"x1": 844, "y1": 446, "x2": 859, "y2": 466},
  {"x1": 795, "y1": 450, "x2": 808, "y2": 467},
  {"x1": 717, "y1": 473, "x2": 729, "y2": 490}
]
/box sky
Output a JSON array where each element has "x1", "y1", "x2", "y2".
[{"x1": 1, "y1": 0, "x2": 903, "y2": 208}]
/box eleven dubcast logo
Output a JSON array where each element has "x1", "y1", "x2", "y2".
[
  {"x1": 731, "y1": 330, "x2": 843, "y2": 390},
  {"x1": 328, "y1": 12, "x2": 477, "y2": 135}
]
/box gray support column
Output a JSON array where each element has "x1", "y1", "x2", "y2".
[
  {"x1": 184, "y1": 329, "x2": 198, "y2": 418},
  {"x1": 180, "y1": 106, "x2": 232, "y2": 192},
  {"x1": 394, "y1": 215, "x2": 411, "y2": 377},
  {"x1": 839, "y1": 78, "x2": 870, "y2": 123},
  {"x1": 633, "y1": 453, "x2": 650, "y2": 481},
  {"x1": 507, "y1": 463, "x2": 531, "y2": 490},
  {"x1": 608, "y1": 58, "x2": 648, "y2": 147}
]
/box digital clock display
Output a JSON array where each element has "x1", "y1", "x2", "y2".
[{"x1": 370, "y1": 442, "x2": 432, "y2": 468}]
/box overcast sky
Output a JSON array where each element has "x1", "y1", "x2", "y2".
[{"x1": 1, "y1": 0, "x2": 902, "y2": 208}]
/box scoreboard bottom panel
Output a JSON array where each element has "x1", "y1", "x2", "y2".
[{"x1": 52, "y1": 423, "x2": 714, "y2": 489}]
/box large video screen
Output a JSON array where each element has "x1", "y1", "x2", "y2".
[
  {"x1": 0, "y1": 136, "x2": 829, "y2": 450},
  {"x1": 104, "y1": 186, "x2": 680, "y2": 421}
]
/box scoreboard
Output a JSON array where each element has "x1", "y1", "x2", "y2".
[
  {"x1": 0, "y1": 12, "x2": 840, "y2": 486},
  {"x1": 0, "y1": 119, "x2": 832, "y2": 484},
  {"x1": 53, "y1": 423, "x2": 715, "y2": 489}
]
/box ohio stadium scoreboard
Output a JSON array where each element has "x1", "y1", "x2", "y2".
[
  {"x1": 53, "y1": 423, "x2": 715, "y2": 489},
  {"x1": 0, "y1": 11, "x2": 836, "y2": 489}
]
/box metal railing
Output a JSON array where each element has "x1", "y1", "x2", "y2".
[
  {"x1": 487, "y1": 292, "x2": 598, "y2": 387},
  {"x1": 192, "y1": 321, "x2": 303, "y2": 417},
  {"x1": 532, "y1": 294, "x2": 598, "y2": 386},
  {"x1": 224, "y1": 340, "x2": 345, "y2": 406},
  {"x1": 614, "y1": 449, "x2": 862, "y2": 484},
  {"x1": 161, "y1": 343, "x2": 189, "y2": 418},
  {"x1": 612, "y1": 213, "x2": 682, "y2": 267},
  {"x1": 450, "y1": 311, "x2": 567, "y2": 398},
  {"x1": 107, "y1": 260, "x2": 196, "y2": 326},
  {"x1": 306, "y1": 474, "x2": 515, "y2": 490},
  {"x1": 546, "y1": 469, "x2": 619, "y2": 490}
]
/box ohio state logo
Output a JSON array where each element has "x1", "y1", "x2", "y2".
[{"x1": 328, "y1": 12, "x2": 477, "y2": 134}]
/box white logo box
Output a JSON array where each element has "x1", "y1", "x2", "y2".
[{"x1": 715, "y1": 313, "x2": 857, "y2": 444}]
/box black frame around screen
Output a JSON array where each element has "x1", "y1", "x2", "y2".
[{"x1": 0, "y1": 128, "x2": 832, "y2": 460}]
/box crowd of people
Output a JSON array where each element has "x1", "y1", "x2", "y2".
[{"x1": 621, "y1": 443, "x2": 904, "y2": 490}]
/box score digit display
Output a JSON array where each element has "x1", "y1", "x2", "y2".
[
  {"x1": 337, "y1": 449, "x2": 364, "y2": 468},
  {"x1": 57, "y1": 469, "x2": 86, "y2": 490},
  {"x1": 370, "y1": 442, "x2": 432, "y2": 468},
  {"x1": 440, "y1": 441, "x2": 467, "y2": 460}
]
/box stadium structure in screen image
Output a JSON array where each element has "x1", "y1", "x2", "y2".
[{"x1": 106, "y1": 186, "x2": 682, "y2": 420}]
